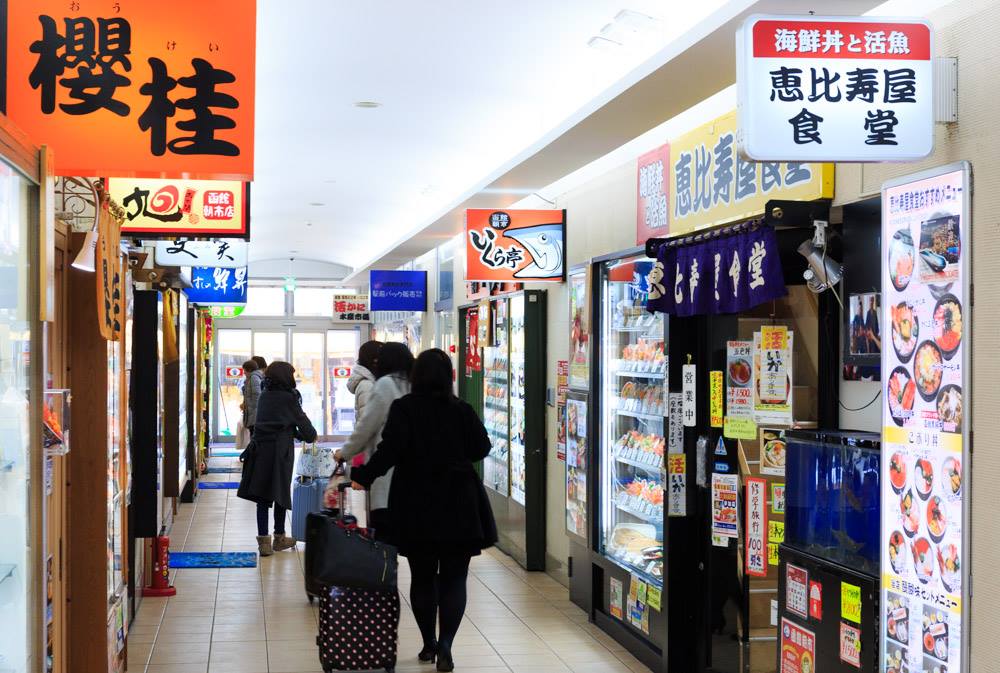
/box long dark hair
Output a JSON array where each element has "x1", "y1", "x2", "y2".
[
  {"x1": 264, "y1": 361, "x2": 297, "y2": 391},
  {"x1": 357, "y1": 340, "x2": 383, "y2": 372},
  {"x1": 411, "y1": 349, "x2": 454, "y2": 399},
  {"x1": 376, "y1": 342, "x2": 414, "y2": 379}
]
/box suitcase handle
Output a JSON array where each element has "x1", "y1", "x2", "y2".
[{"x1": 336, "y1": 481, "x2": 373, "y2": 537}]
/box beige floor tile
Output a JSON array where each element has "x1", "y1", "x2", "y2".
[
  {"x1": 144, "y1": 664, "x2": 208, "y2": 673},
  {"x1": 148, "y1": 640, "x2": 211, "y2": 665}
]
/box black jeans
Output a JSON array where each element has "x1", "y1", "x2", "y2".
[
  {"x1": 256, "y1": 502, "x2": 287, "y2": 536},
  {"x1": 406, "y1": 553, "x2": 472, "y2": 651},
  {"x1": 368, "y1": 508, "x2": 392, "y2": 543}
]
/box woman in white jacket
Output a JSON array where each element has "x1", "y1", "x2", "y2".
[
  {"x1": 334, "y1": 342, "x2": 413, "y2": 540},
  {"x1": 344, "y1": 340, "x2": 383, "y2": 451}
]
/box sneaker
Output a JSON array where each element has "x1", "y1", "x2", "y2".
[{"x1": 273, "y1": 534, "x2": 297, "y2": 552}]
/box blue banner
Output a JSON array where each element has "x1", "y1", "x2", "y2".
[
  {"x1": 370, "y1": 270, "x2": 428, "y2": 311},
  {"x1": 184, "y1": 266, "x2": 248, "y2": 305},
  {"x1": 645, "y1": 224, "x2": 786, "y2": 316}
]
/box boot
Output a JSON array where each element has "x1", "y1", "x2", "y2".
[
  {"x1": 273, "y1": 534, "x2": 297, "y2": 552},
  {"x1": 256, "y1": 535, "x2": 273, "y2": 556}
]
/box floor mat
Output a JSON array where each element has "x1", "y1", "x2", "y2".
[
  {"x1": 211, "y1": 451, "x2": 243, "y2": 457},
  {"x1": 205, "y1": 467, "x2": 241, "y2": 473},
  {"x1": 169, "y1": 552, "x2": 257, "y2": 568},
  {"x1": 198, "y1": 481, "x2": 240, "y2": 489}
]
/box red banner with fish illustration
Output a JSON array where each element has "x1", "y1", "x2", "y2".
[{"x1": 465, "y1": 209, "x2": 566, "y2": 282}]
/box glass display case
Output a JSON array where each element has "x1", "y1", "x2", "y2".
[
  {"x1": 483, "y1": 298, "x2": 509, "y2": 496},
  {"x1": 599, "y1": 255, "x2": 666, "y2": 586}
]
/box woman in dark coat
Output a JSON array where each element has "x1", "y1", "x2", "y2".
[
  {"x1": 351, "y1": 349, "x2": 496, "y2": 672},
  {"x1": 237, "y1": 361, "x2": 317, "y2": 556}
]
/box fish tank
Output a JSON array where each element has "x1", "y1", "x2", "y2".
[{"x1": 784, "y1": 430, "x2": 881, "y2": 576}]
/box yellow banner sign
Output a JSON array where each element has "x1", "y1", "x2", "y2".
[
  {"x1": 710, "y1": 371, "x2": 724, "y2": 428},
  {"x1": 109, "y1": 178, "x2": 249, "y2": 238},
  {"x1": 668, "y1": 110, "x2": 833, "y2": 234}
]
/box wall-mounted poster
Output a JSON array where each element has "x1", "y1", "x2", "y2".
[
  {"x1": 465, "y1": 209, "x2": 566, "y2": 282},
  {"x1": 556, "y1": 360, "x2": 568, "y2": 461},
  {"x1": 753, "y1": 327, "x2": 794, "y2": 425},
  {"x1": 565, "y1": 392, "x2": 588, "y2": 539},
  {"x1": 724, "y1": 340, "x2": 757, "y2": 439},
  {"x1": 711, "y1": 473, "x2": 739, "y2": 543},
  {"x1": 880, "y1": 163, "x2": 970, "y2": 673},
  {"x1": 568, "y1": 265, "x2": 591, "y2": 390}
]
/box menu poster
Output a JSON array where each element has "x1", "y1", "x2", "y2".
[
  {"x1": 780, "y1": 618, "x2": 816, "y2": 673},
  {"x1": 568, "y1": 268, "x2": 591, "y2": 390},
  {"x1": 565, "y1": 392, "x2": 588, "y2": 538},
  {"x1": 724, "y1": 340, "x2": 757, "y2": 440},
  {"x1": 746, "y1": 477, "x2": 768, "y2": 577},
  {"x1": 709, "y1": 371, "x2": 724, "y2": 428},
  {"x1": 556, "y1": 360, "x2": 568, "y2": 461},
  {"x1": 760, "y1": 428, "x2": 787, "y2": 477},
  {"x1": 610, "y1": 577, "x2": 624, "y2": 619},
  {"x1": 880, "y1": 163, "x2": 969, "y2": 673},
  {"x1": 712, "y1": 473, "x2": 739, "y2": 541},
  {"x1": 753, "y1": 329, "x2": 794, "y2": 425}
]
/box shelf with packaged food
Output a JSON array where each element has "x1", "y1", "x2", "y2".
[{"x1": 614, "y1": 453, "x2": 663, "y2": 475}]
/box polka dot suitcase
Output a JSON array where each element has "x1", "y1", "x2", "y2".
[{"x1": 316, "y1": 585, "x2": 399, "y2": 673}]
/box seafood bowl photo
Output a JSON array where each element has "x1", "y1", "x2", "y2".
[
  {"x1": 911, "y1": 536, "x2": 935, "y2": 583},
  {"x1": 927, "y1": 496, "x2": 948, "y2": 544},
  {"x1": 914, "y1": 341, "x2": 944, "y2": 402},
  {"x1": 915, "y1": 459, "x2": 934, "y2": 501},
  {"x1": 937, "y1": 542, "x2": 960, "y2": 593},
  {"x1": 900, "y1": 488, "x2": 920, "y2": 537},
  {"x1": 922, "y1": 608, "x2": 949, "y2": 662},
  {"x1": 892, "y1": 302, "x2": 920, "y2": 363},
  {"x1": 889, "y1": 530, "x2": 907, "y2": 573},
  {"x1": 728, "y1": 358, "x2": 752, "y2": 387},
  {"x1": 889, "y1": 452, "x2": 907, "y2": 494},
  {"x1": 933, "y1": 295, "x2": 962, "y2": 359},
  {"x1": 889, "y1": 228, "x2": 915, "y2": 291},
  {"x1": 936, "y1": 385, "x2": 963, "y2": 434},
  {"x1": 888, "y1": 367, "x2": 916, "y2": 426},
  {"x1": 886, "y1": 594, "x2": 909, "y2": 646},
  {"x1": 942, "y1": 456, "x2": 962, "y2": 497}
]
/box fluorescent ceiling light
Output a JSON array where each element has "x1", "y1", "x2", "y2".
[{"x1": 587, "y1": 35, "x2": 622, "y2": 50}]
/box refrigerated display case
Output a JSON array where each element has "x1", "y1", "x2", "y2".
[
  {"x1": 598, "y1": 254, "x2": 666, "y2": 586},
  {"x1": 462, "y1": 291, "x2": 547, "y2": 570},
  {"x1": 483, "y1": 296, "x2": 509, "y2": 496}
]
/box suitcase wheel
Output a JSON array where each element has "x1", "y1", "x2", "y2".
[{"x1": 307, "y1": 594, "x2": 315, "y2": 604}]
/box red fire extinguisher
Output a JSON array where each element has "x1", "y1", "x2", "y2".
[{"x1": 143, "y1": 535, "x2": 177, "y2": 597}]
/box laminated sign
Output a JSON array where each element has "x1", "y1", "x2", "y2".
[
  {"x1": 738, "y1": 16, "x2": 934, "y2": 162},
  {"x1": 6, "y1": 0, "x2": 256, "y2": 179},
  {"x1": 110, "y1": 178, "x2": 249, "y2": 238}
]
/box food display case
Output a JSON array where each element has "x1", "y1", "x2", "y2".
[
  {"x1": 465, "y1": 291, "x2": 547, "y2": 570},
  {"x1": 483, "y1": 296, "x2": 510, "y2": 496},
  {"x1": 598, "y1": 255, "x2": 666, "y2": 585}
]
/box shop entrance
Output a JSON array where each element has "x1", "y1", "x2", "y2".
[{"x1": 213, "y1": 325, "x2": 364, "y2": 442}]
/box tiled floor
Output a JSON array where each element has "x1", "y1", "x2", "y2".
[{"x1": 127, "y1": 454, "x2": 651, "y2": 673}]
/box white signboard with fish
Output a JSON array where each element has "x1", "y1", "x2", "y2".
[{"x1": 880, "y1": 163, "x2": 970, "y2": 673}]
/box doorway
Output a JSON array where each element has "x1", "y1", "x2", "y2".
[{"x1": 213, "y1": 326, "x2": 363, "y2": 441}]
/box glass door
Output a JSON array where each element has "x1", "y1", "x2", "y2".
[
  {"x1": 599, "y1": 256, "x2": 666, "y2": 586},
  {"x1": 291, "y1": 331, "x2": 326, "y2": 436},
  {"x1": 252, "y1": 331, "x2": 287, "y2": 367},
  {"x1": 327, "y1": 329, "x2": 361, "y2": 435},
  {"x1": 215, "y1": 328, "x2": 251, "y2": 437}
]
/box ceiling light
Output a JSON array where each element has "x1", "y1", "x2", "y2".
[
  {"x1": 353, "y1": 101, "x2": 382, "y2": 109},
  {"x1": 613, "y1": 9, "x2": 661, "y2": 33},
  {"x1": 309, "y1": 202, "x2": 324, "y2": 206},
  {"x1": 587, "y1": 35, "x2": 622, "y2": 51}
]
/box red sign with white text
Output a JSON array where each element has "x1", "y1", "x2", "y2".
[
  {"x1": 780, "y1": 619, "x2": 816, "y2": 673},
  {"x1": 751, "y1": 20, "x2": 931, "y2": 59},
  {"x1": 636, "y1": 143, "x2": 669, "y2": 244}
]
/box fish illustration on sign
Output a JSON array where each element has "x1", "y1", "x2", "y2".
[{"x1": 504, "y1": 223, "x2": 564, "y2": 279}]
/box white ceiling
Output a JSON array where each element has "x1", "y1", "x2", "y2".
[{"x1": 250, "y1": 0, "x2": 733, "y2": 274}]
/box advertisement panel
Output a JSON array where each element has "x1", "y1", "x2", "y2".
[
  {"x1": 154, "y1": 238, "x2": 248, "y2": 268},
  {"x1": 667, "y1": 110, "x2": 832, "y2": 235},
  {"x1": 880, "y1": 163, "x2": 970, "y2": 673},
  {"x1": 465, "y1": 209, "x2": 565, "y2": 282},
  {"x1": 738, "y1": 16, "x2": 934, "y2": 162},
  {"x1": 568, "y1": 265, "x2": 591, "y2": 390},
  {"x1": 184, "y1": 266, "x2": 247, "y2": 305},
  {"x1": 6, "y1": 0, "x2": 256, "y2": 179},
  {"x1": 109, "y1": 178, "x2": 249, "y2": 238},
  {"x1": 370, "y1": 270, "x2": 427, "y2": 311},
  {"x1": 636, "y1": 143, "x2": 670, "y2": 244}
]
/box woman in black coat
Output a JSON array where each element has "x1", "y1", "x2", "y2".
[
  {"x1": 351, "y1": 349, "x2": 496, "y2": 672},
  {"x1": 237, "y1": 361, "x2": 317, "y2": 556}
]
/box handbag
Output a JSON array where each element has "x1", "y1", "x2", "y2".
[
  {"x1": 295, "y1": 443, "x2": 337, "y2": 478},
  {"x1": 235, "y1": 421, "x2": 251, "y2": 452},
  {"x1": 306, "y1": 483, "x2": 398, "y2": 592}
]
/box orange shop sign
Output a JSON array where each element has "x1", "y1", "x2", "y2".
[
  {"x1": 5, "y1": 0, "x2": 256, "y2": 180},
  {"x1": 108, "y1": 177, "x2": 249, "y2": 238},
  {"x1": 465, "y1": 209, "x2": 566, "y2": 283}
]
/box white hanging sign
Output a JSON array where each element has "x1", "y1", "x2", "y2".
[
  {"x1": 737, "y1": 16, "x2": 934, "y2": 162},
  {"x1": 153, "y1": 238, "x2": 248, "y2": 268},
  {"x1": 682, "y1": 364, "x2": 697, "y2": 427}
]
